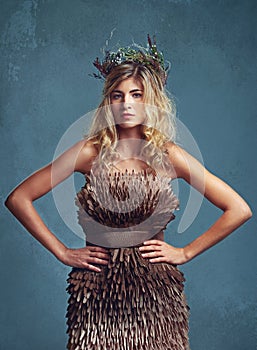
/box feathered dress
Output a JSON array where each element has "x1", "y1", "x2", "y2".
[{"x1": 66, "y1": 169, "x2": 190, "y2": 350}]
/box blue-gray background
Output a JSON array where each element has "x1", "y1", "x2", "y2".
[{"x1": 1, "y1": 1, "x2": 256, "y2": 349}]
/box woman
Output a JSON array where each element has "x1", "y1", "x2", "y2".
[{"x1": 5, "y1": 36, "x2": 252, "y2": 350}]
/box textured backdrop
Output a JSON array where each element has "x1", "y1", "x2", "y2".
[{"x1": 1, "y1": 1, "x2": 256, "y2": 349}]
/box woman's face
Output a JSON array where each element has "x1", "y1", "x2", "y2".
[{"x1": 110, "y1": 77, "x2": 146, "y2": 129}]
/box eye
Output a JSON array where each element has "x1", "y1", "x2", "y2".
[
  {"x1": 111, "y1": 93, "x2": 122, "y2": 100},
  {"x1": 132, "y1": 93, "x2": 143, "y2": 98}
]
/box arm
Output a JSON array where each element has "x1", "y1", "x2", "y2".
[
  {"x1": 5, "y1": 140, "x2": 109, "y2": 272},
  {"x1": 139, "y1": 142, "x2": 252, "y2": 264}
]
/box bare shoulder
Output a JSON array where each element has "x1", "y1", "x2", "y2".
[
  {"x1": 164, "y1": 140, "x2": 187, "y2": 159},
  {"x1": 75, "y1": 137, "x2": 99, "y2": 174},
  {"x1": 164, "y1": 140, "x2": 179, "y2": 158},
  {"x1": 77, "y1": 138, "x2": 99, "y2": 158},
  {"x1": 164, "y1": 141, "x2": 193, "y2": 179}
]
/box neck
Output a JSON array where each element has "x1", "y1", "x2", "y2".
[
  {"x1": 116, "y1": 125, "x2": 144, "y2": 140},
  {"x1": 115, "y1": 136, "x2": 146, "y2": 159}
]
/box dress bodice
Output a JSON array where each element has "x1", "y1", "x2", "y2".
[{"x1": 75, "y1": 169, "x2": 179, "y2": 248}]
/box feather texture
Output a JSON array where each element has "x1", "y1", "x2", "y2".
[
  {"x1": 66, "y1": 170, "x2": 190, "y2": 349},
  {"x1": 75, "y1": 170, "x2": 180, "y2": 248},
  {"x1": 66, "y1": 247, "x2": 190, "y2": 350}
]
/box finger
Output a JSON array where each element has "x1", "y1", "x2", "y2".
[
  {"x1": 139, "y1": 245, "x2": 162, "y2": 252},
  {"x1": 89, "y1": 252, "x2": 110, "y2": 260},
  {"x1": 88, "y1": 257, "x2": 109, "y2": 265},
  {"x1": 142, "y1": 240, "x2": 163, "y2": 246},
  {"x1": 149, "y1": 257, "x2": 166, "y2": 263},
  {"x1": 85, "y1": 263, "x2": 102, "y2": 272},
  {"x1": 88, "y1": 246, "x2": 109, "y2": 253},
  {"x1": 141, "y1": 251, "x2": 162, "y2": 258}
]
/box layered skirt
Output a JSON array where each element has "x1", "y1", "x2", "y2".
[{"x1": 66, "y1": 247, "x2": 190, "y2": 350}]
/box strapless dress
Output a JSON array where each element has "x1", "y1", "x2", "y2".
[{"x1": 66, "y1": 170, "x2": 190, "y2": 350}]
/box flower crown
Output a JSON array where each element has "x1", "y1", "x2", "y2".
[{"x1": 92, "y1": 34, "x2": 170, "y2": 86}]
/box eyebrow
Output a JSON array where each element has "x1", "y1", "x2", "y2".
[{"x1": 111, "y1": 89, "x2": 143, "y2": 93}]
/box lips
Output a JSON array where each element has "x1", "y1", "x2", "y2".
[{"x1": 122, "y1": 112, "x2": 135, "y2": 119}]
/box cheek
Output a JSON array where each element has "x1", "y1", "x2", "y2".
[
  {"x1": 111, "y1": 103, "x2": 119, "y2": 114},
  {"x1": 111, "y1": 104, "x2": 120, "y2": 119},
  {"x1": 135, "y1": 104, "x2": 146, "y2": 120}
]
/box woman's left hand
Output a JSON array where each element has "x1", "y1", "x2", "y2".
[{"x1": 139, "y1": 240, "x2": 188, "y2": 265}]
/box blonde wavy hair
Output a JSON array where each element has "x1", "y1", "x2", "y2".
[{"x1": 87, "y1": 62, "x2": 177, "y2": 172}]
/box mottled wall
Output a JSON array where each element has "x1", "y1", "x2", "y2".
[{"x1": 1, "y1": 1, "x2": 256, "y2": 349}]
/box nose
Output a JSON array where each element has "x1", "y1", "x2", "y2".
[{"x1": 123, "y1": 94, "x2": 132, "y2": 109}]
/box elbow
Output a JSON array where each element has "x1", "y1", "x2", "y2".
[
  {"x1": 239, "y1": 204, "x2": 253, "y2": 222},
  {"x1": 225, "y1": 202, "x2": 253, "y2": 225},
  {"x1": 5, "y1": 190, "x2": 25, "y2": 212},
  {"x1": 5, "y1": 192, "x2": 17, "y2": 211},
  {"x1": 244, "y1": 207, "x2": 253, "y2": 220}
]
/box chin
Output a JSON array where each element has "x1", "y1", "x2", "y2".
[{"x1": 118, "y1": 122, "x2": 143, "y2": 129}]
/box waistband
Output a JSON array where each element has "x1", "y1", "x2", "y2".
[{"x1": 85, "y1": 230, "x2": 163, "y2": 248}]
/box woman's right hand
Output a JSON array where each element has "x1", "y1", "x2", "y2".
[{"x1": 59, "y1": 246, "x2": 110, "y2": 272}]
